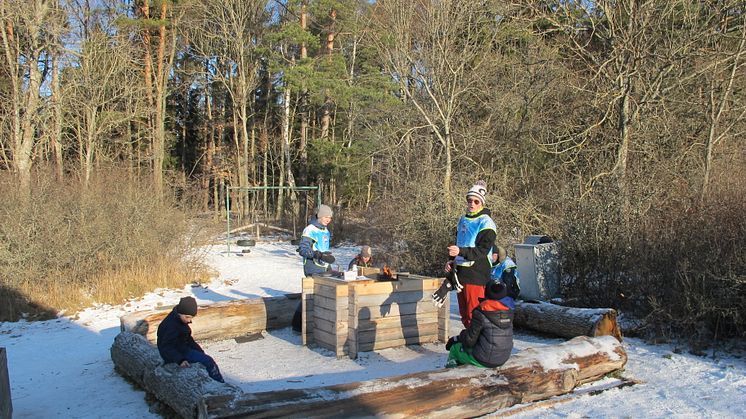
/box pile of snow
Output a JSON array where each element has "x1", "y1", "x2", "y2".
[{"x1": 1, "y1": 242, "x2": 745, "y2": 418}]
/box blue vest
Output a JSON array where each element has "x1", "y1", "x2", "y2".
[
  {"x1": 491, "y1": 256, "x2": 518, "y2": 282},
  {"x1": 455, "y1": 214, "x2": 496, "y2": 267},
  {"x1": 302, "y1": 223, "x2": 331, "y2": 268}
]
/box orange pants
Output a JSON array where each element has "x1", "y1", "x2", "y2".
[{"x1": 457, "y1": 283, "x2": 486, "y2": 328}]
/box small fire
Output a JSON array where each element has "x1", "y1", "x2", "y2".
[{"x1": 381, "y1": 264, "x2": 394, "y2": 279}]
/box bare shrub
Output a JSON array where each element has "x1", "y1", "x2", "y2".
[
  {"x1": 559, "y1": 177, "x2": 746, "y2": 343},
  {"x1": 0, "y1": 168, "x2": 209, "y2": 321}
]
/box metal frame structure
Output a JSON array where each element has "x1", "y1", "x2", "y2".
[{"x1": 225, "y1": 185, "x2": 321, "y2": 252}]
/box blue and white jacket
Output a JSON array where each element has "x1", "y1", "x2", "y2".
[{"x1": 298, "y1": 217, "x2": 332, "y2": 276}]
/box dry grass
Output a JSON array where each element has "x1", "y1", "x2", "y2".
[{"x1": 0, "y1": 168, "x2": 211, "y2": 321}]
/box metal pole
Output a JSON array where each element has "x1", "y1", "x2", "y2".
[{"x1": 226, "y1": 185, "x2": 231, "y2": 254}]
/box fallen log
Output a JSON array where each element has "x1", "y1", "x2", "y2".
[
  {"x1": 120, "y1": 294, "x2": 300, "y2": 343},
  {"x1": 515, "y1": 300, "x2": 622, "y2": 341},
  {"x1": 111, "y1": 332, "x2": 240, "y2": 419},
  {"x1": 199, "y1": 335, "x2": 626, "y2": 418}
]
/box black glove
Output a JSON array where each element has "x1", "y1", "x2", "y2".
[
  {"x1": 448, "y1": 268, "x2": 463, "y2": 293},
  {"x1": 502, "y1": 269, "x2": 520, "y2": 299},
  {"x1": 320, "y1": 251, "x2": 335, "y2": 264},
  {"x1": 445, "y1": 336, "x2": 458, "y2": 351},
  {"x1": 432, "y1": 279, "x2": 452, "y2": 308}
]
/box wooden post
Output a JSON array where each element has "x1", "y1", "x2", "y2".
[
  {"x1": 347, "y1": 285, "x2": 359, "y2": 359},
  {"x1": 0, "y1": 347, "x2": 11, "y2": 419},
  {"x1": 301, "y1": 277, "x2": 314, "y2": 345}
]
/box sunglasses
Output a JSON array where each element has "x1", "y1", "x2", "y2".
[{"x1": 466, "y1": 198, "x2": 481, "y2": 205}]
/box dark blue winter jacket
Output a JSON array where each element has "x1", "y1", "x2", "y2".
[
  {"x1": 298, "y1": 217, "x2": 332, "y2": 276},
  {"x1": 156, "y1": 307, "x2": 203, "y2": 364},
  {"x1": 458, "y1": 299, "x2": 513, "y2": 367}
]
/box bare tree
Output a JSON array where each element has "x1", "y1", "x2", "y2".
[
  {"x1": 63, "y1": 30, "x2": 142, "y2": 187},
  {"x1": 370, "y1": 0, "x2": 497, "y2": 198},
  {"x1": 0, "y1": 0, "x2": 65, "y2": 192},
  {"x1": 187, "y1": 0, "x2": 268, "y2": 215}
]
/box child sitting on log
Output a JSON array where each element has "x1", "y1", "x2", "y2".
[
  {"x1": 156, "y1": 296, "x2": 225, "y2": 382},
  {"x1": 445, "y1": 280, "x2": 513, "y2": 368}
]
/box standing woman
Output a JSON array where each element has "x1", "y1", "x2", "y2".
[{"x1": 445, "y1": 180, "x2": 497, "y2": 327}]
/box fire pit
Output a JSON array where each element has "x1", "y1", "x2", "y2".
[{"x1": 301, "y1": 272, "x2": 449, "y2": 358}]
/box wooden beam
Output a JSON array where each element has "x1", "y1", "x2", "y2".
[
  {"x1": 198, "y1": 335, "x2": 627, "y2": 418},
  {"x1": 514, "y1": 300, "x2": 623, "y2": 341},
  {"x1": 0, "y1": 348, "x2": 11, "y2": 419},
  {"x1": 495, "y1": 377, "x2": 640, "y2": 417},
  {"x1": 120, "y1": 294, "x2": 300, "y2": 343}
]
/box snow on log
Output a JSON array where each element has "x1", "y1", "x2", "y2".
[
  {"x1": 120, "y1": 294, "x2": 300, "y2": 343},
  {"x1": 111, "y1": 332, "x2": 240, "y2": 419},
  {"x1": 198, "y1": 335, "x2": 627, "y2": 419},
  {"x1": 515, "y1": 300, "x2": 622, "y2": 341}
]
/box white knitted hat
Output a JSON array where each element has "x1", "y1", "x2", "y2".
[{"x1": 466, "y1": 180, "x2": 487, "y2": 204}]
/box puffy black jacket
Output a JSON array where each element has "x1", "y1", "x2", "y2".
[
  {"x1": 458, "y1": 299, "x2": 513, "y2": 367},
  {"x1": 156, "y1": 308, "x2": 203, "y2": 364}
]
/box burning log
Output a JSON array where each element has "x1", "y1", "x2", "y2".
[{"x1": 376, "y1": 264, "x2": 396, "y2": 281}]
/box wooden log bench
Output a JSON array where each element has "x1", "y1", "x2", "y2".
[
  {"x1": 120, "y1": 294, "x2": 300, "y2": 343},
  {"x1": 198, "y1": 335, "x2": 628, "y2": 419},
  {"x1": 110, "y1": 331, "x2": 628, "y2": 419},
  {"x1": 119, "y1": 292, "x2": 622, "y2": 347}
]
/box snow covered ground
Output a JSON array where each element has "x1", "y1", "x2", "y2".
[{"x1": 1, "y1": 241, "x2": 745, "y2": 418}]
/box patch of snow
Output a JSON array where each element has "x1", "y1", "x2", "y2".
[{"x1": 1, "y1": 241, "x2": 745, "y2": 418}]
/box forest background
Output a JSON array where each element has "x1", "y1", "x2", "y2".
[{"x1": 0, "y1": 0, "x2": 743, "y2": 347}]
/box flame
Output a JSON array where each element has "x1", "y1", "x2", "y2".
[{"x1": 381, "y1": 264, "x2": 393, "y2": 278}]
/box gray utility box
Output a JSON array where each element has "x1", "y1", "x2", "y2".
[{"x1": 515, "y1": 235, "x2": 560, "y2": 301}]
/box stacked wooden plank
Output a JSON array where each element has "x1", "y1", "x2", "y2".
[
  {"x1": 303, "y1": 274, "x2": 448, "y2": 358},
  {"x1": 306, "y1": 276, "x2": 350, "y2": 357}
]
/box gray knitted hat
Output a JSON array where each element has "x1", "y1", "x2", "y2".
[{"x1": 317, "y1": 204, "x2": 333, "y2": 218}]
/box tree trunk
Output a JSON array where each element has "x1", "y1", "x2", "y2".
[
  {"x1": 298, "y1": 2, "x2": 309, "y2": 186},
  {"x1": 120, "y1": 294, "x2": 301, "y2": 344},
  {"x1": 277, "y1": 86, "x2": 291, "y2": 218},
  {"x1": 199, "y1": 335, "x2": 626, "y2": 418},
  {"x1": 50, "y1": 53, "x2": 64, "y2": 180},
  {"x1": 514, "y1": 301, "x2": 622, "y2": 342},
  {"x1": 111, "y1": 332, "x2": 240, "y2": 419}
]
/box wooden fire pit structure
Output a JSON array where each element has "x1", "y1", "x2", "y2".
[
  {"x1": 301, "y1": 272, "x2": 448, "y2": 358},
  {"x1": 114, "y1": 288, "x2": 629, "y2": 419}
]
